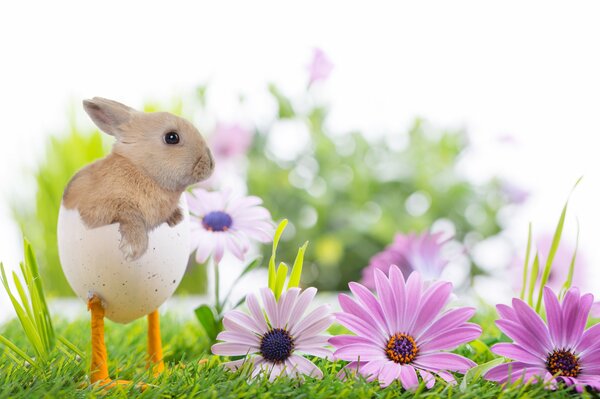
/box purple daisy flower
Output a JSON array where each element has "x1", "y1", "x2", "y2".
[
  {"x1": 331, "y1": 265, "x2": 480, "y2": 389},
  {"x1": 485, "y1": 287, "x2": 600, "y2": 391},
  {"x1": 361, "y1": 232, "x2": 450, "y2": 290},
  {"x1": 187, "y1": 188, "x2": 275, "y2": 264},
  {"x1": 212, "y1": 287, "x2": 334, "y2": 380}
]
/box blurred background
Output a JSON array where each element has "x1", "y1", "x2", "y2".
[{"x1": 1, "y1": 1, "x2": 599, "y2": 320}]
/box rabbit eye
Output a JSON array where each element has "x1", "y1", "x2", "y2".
[{"x1": 164, "y1": 132, "x2": 180, "y2": 145}]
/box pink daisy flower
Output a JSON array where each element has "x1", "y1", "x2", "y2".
[
  {"x1": 212, "y1": 287, "x2": 334, "y2": 380},
  {"x1": 210, "y1": 122, "x2": 254, "y2": 160},
  {"x1": 361, "y1": 232, "x2": 450, "y2": 289},
  {"x1": 187, "y1": 188, "x2": 275, "y2": 264},
  {"x1": 485, "y1": 287, "x2": 600, "y2": 391},
  {"x1": 331, "y1": 265, "x2": 480, "y2": 389},
  {"x1": 307, "y1": 48, "x2": 334, "y2": 85}
]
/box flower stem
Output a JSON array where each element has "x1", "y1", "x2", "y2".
[{"x1": 214, "y1": 258, "x2": 221, "y2": 315}]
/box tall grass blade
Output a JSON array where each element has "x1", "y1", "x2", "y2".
[
  {"x1": 287, "y1": 241, "x2": 308, "y2": 290},
  {"x1": 527, "y1": 253, "x2": 539, "y2": 307},
  {"x1": 520, "y1": 223, "x2": 532, "y2": 300}
]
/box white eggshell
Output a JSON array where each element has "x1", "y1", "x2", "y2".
[{"x1": 57, "y1": 196, "x2": 190, "y2": 324}]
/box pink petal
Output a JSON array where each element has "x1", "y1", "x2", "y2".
[
  {"x1": 566, "y1": 292, "x2": 594, "y2": 345},
  {"x1": 511, "y1": 298, "x2": 553, "y2": 352},
  {"x1": 224, "y1": 309, "x2": 263, "y2": 335},
  {"x1": 290, "y1": 305, "x2": 331, "y2": 336},
  {"x1": 358, "y1": 360, "x2": 387, "y2": 381},
  {"x1": 495, "y1": 319, "x2": 548, "y2": 357},
  {"x1": 404, "y1": 272, "x2": 423, "y2": 332},
  {"x1": 216, "y1": 330, "x2": 260, "y2": 346},
  {"x1": 374, "y1": 269, "x2": 398, "y2": 334},
  {"x1": 418, "y1": 369, "x2": 436, "y2": 389},
  {"x1": 484, "y1": 362, "x2": 547, "y2": 384},
  {"x1": 334, "y1": 313, "x2": 387, "y2": 344},
  {"x1": 576, "y1": 323, "x2": 600, "y2": 355},
  {"x1": 348, "y1": 282, "x2": 387, "y2": 333},
  {"x1": 287, "y1": 287, "x2": 317, "y2": 331},
  {"x1": 491, "y1": 343, "x2": 545, "y2": 364},
  {"x1": 412, "y1": 281, "x2": 453, "y2": 337},
  {"x1": 213, "y1": 234, "x2": 225, "y2": 263},
  {"x1": 194, "y1": 235, "x2": 215, "y2": 264},
  {"x1": 399, "y1": 365, "x2": 419, "y2": 390},
  {"x1": 378, "y1": 362, "x2": 402, "y2": 387},
  {"x1": 329, "y1": 335, "x2": 378, "y2": 348},
  {"x1": 286, "y1": 355, "x2": 323, "y2": 378},
  {"x1": 496, "y1": 304, "x2": 518, "y2": 322},
  {"x1": 278, "y1": 288, "x2": 300, "y2": 329},
  {"x1": 417, "y1": 307, "x2": 476, "y2": 342},
  {"x1": 297, "y1": 334, "x2": 330, "y2": 347},
  {"x1": 412, "y1": 352, "x2": 475, "y2": 373},
  {"x1": 334, "y1": 343, "x2": 387, "y2": 362},
  {"x1": 260, "y1": 287, "x2": 279, "y2": 328},
  {"x1": 543, "y1": 287, "x2": 564, "y2": 348},
  {"x1": 295, "y1": 346, "x2": 333, "y2": 359},
  {"x1": 211, "y1": 342, "x2": 258, "y2": 356},
  {"x1": 388, "y1": 265, "x2": 407, "y2": 330},
  {"x1": 246, "y1": 293, "x2": 269, "y2": 333},
  {"x1": 337, "y1": 294, "x2": 387, "y2": 343},
  {"x1": 419, "y1": 324, "x2": 481, "y2": 352}
]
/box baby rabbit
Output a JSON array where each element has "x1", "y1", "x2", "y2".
[{"x1": 63, "y1": 97, "x2": 214, "y2": 260}]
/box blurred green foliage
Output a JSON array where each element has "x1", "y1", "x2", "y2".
[
  {"x1": 246, "y1": 85, "x2": 512, "y2": 290},
  {"x1": 11, "y1": 81, "x2": 515, "y2": 295},
  {"x1": 11, "y1": 126, "x2": 109, "y2": 297}
]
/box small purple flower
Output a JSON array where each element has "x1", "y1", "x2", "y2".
[
  {"x1": 212, "y1": 287, "x2": 334, "y2": 380},
  {"x1": 361, "y1": 232, "x2": 450, "y2": 289},
  {"x1": 331, "y1": 265, "x2": 480, "y2": 389},
  {"x1": 187, "y1": 188, "x2": 275, "y2": 264},
  {"x1": 307, "y1": 48, "x2": 333, "y2": 85},
  {"x1": 210, "y1": 123, "x2": 254, "y2": 160},
  {"x1": 485, "y1": 287, "x2": 600, "y2": 392}
]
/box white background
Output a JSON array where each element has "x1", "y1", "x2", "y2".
[{"x1": 1, "y1": 1, "x2": 600, "y2": 319}]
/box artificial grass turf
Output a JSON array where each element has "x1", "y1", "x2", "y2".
[{"x1": 0, "y1": 312, "x2": 595, "y2": 398}]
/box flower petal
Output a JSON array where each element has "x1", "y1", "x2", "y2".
[
  {"x1": 246, "y1": 293, "x2": 269, "y2": 333},
  {"x1": 348, "y1": 282, "x2": 388, "y2": 334},
  {"x1": 491, "y1": 343, "x2": 545, "y2": 364},
  {"x1": 511, "y1": 298, "x2": 553, "y2": 353},
  {"x1": 211, "y1": 342, "x2": 258, "y2": 356},
  {"x1": 374, "y1": 269, "x2": 398, "y2": 334},
  {"x1": 334, "y1": 343, "x2": 387, "y2": 362},
  {"x1": 287, "y1": 287, "x2": 317, "y2": 331},
  {"x1": 216, "y1": 331, "x2": 260, "y2": 346},
  {"x1": 399, "y1": 365, "x2": 419, "y2": 390},
  {"x1": 286, "y1": 354, "x2": 323, "y2": 379},
  {"x1": 495, "y1": 319, "x2": 548, "y2": 357},
  {"x1": 418, "y1": 369, "x2": 436, "y2": 389},
  {"x1": 417, "y1": 307, "x2": 476, "y2": 342},
  {"x1": 290, "y1": 305, "x2": 332, "y2": 336},
  {"x1": 412, "y1": 352, "x2": 475, "y2": 373},
  {"x1": 543, "y1": 287, "x2": 564, "y2": 348},
  {"x1": 378, "y1": 362, "x2": 401, "y2": 388},
  {"x1": 419, "y1": 324, "x2": 481, "y2": 352},
  {"x1": 412, "y1": 281, "x2": 452, "y2": 337},
  {"x1": 260, "y1": 287, "x2": 279, "y2": 328}
]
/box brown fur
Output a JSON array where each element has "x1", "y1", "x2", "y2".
[{"x1": 63, "y1": 97, "x2": 214, "y2": 260}]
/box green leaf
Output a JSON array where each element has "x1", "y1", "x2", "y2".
[
  {"x1": 269, "y1": 220, "x2": 288, "y2": 292},
  {"x1": 459, "y1": 357, "x2": 505, "y2": 391},
  {"x1": 274, "y1": 262, "x2": 289, "y2": 301},
  {"x1": 520, "y1": 223, "x2": 532, "y2": 300},
  {"x1": 287, "y1": 241, "x2": 308, "y2": 289},
  {"x1": 195, "y1": 305, "x2": 218, "y2": 342},
  {"x1": 527, "y1": 253, "x2": 539, "y2": 307},
  {"x1": 268, "y1": 84, "x2": 295, "y2": 118},
  {"x1": 535, "y1": 200, "x2": 569, "y2": 313}
]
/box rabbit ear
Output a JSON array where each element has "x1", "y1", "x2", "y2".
[{"x1": 83, "y1": 97, "x2": 134, "y2": 136}]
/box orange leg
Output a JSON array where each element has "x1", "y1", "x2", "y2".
[
  {"x1": 88, "y1": 294, "x2": 143, "y2": 390},
  {"x1": 147, "y1": 309, "x2": 165, "y2": 375}
]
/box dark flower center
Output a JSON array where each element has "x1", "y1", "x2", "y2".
[
  {"x1": 546, "y1": 349, "x2": 580, "y2": 377},
  {"x1": 202, "y1": 211, "x2": 233, "y2": 232},
  {"x1": 260, "y1": 328, "x2": 294, "y2": 363},
  {"x1": 386, "y1": 333, "x2": 418, "y2": 364}
]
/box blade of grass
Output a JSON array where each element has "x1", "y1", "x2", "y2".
[
  {"x1": 520, "y1": 223, "x2": 532, "y2": 300},
  {"x1": 268, "y1": 220, "x2": 288, "y2": 291},
  {"x1": 0, "y1": 335, "x2": 39, "y2": 370},
  {"x1": 25, "y1": 240, "x2": 55, "y2": 346},
  {"x1": 527, "y1": 253, "x2": 539, "y2": 307},
  {"x1": 535, "y1": 201, "x2": 569, "y2": 313},
  {"x1": 287, "y1": 241, "x2": 308, "y2": 290},
  {"x1": 560, "y1": 218, "x2": 579, "y2": 299},
  {"x1": 274, "y1": 262, "x2": 288, "y2": 301}
]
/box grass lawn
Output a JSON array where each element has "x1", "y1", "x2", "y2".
[{"x1": 0, "y1": 309, "x2": 596, "y2": 399}]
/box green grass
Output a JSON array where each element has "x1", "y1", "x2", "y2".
[{"x1": 0, "y1": 311, "x2": 596, "y2": 399}]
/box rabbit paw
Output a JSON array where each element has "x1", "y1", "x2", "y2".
[
  {"x1": 166, "y1": 207, "x2": 184, "y2": 227},
  {"x1": 118, "y1": 223, "x2": 149, "y2": 261}
]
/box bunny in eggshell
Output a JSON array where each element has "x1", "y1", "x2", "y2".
[{"x1": 57, "y1": 97, "x2": 214, "y2": 388}]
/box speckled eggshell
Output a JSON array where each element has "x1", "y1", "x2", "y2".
[{"x1": 57, "y1": 196, "x2": 190, "y2": 324}]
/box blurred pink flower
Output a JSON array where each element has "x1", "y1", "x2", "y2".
[
  {"x1": 592, "y1": 302, "x2": 600, "y2": 318},
  {"x1": 187, "y1": 188, "x2": 275, "y2": 264},
  {"x1": 512, "y1": 233, "x2": 585, "y2": 293},
  {"x1": 210, "y1": 123, "x2": 254, "y2": 160},
  {"x1": 361, "y1": 232, "x2": 450, "y2": 289},
  {"x1": 308, "y1": 48, "x2": 334, "y2": 85},
  {"x1": 500, "y1": 180, "x2": 529, "y2": 205}
]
